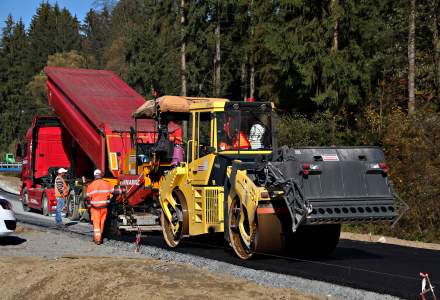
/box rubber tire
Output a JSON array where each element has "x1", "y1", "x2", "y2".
[
  {"x1": 105, "y1": 203, "x2": 121, "y2": 239},
  {"x1": 42, "y1": 193, "x2": 50, "y2": 216},
  {"x1": 107, "y1": 216, "x2": 122, "y2": 239},
  {"x1": 66, "y1": 190, "x2": 80, "y2": 221},
  {"x1": 21, "y1": 187, "x2": 30, "y2": 212}
]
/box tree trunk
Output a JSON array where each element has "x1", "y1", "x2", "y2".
[
  {"x1": 330, "y1": 0, "x2": 339, "y2": 53},
  {"x1": 180, "y1": 0, "x2": 187, "y2": 96},
  {"x1": 214, "y1": 19, "x2": 221, "y2": 96},
  {"x1": 241, "y1": 56, "x2": 247, "y2": 101},
  {"x1": 408, "y1": 0, "x2": 416, "y2": 114},
  {"x1": 432, "y1": 2, "x2": 440, "y2": 103},
  {"x1": 250, "y1": 62, "x2": 255, "y2": 100},
  {"x1": 249, "y1": 0, "x2": 255, "y2": 100}
]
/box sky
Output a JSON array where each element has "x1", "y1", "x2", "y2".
[{"x1": 0, "y1": 0, "x2": 96, "y2": 30}]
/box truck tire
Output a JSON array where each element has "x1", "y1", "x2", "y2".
[
  {"x1": 66, "y1": 190, "x2": 80, "y2": 221},
  {"x1": 105, "y1": 203, "x2": 121, "y2": 239},
  {"x1": 21, "y1": 187, "x2": 30, "y2": 212},
  {"x1": 42, "y1": 193, "x2": 49, "y2": 216}
]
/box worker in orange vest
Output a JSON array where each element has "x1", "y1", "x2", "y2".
[
  {"x1": 54, "y1": 168, "x2": 69, "y2": 228},
  {"x1": 86, "y1": 169, "x2": 114, "y2": 245}
]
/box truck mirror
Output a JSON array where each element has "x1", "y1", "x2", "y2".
[{"x1": 15, "y1": 144, "x2": 22, "y2": 158}]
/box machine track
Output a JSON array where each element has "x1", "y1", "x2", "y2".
[{"x1": 1, "y1": 187, "x2": 438, "y2": 299}]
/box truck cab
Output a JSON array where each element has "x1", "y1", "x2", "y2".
[{"x1": 18, "y1": 116, "x2": 72, "y2": 214}]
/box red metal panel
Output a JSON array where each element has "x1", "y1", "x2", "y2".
[
  {"x1": 34, "y1": 126, "x2": 71, "y2": 179},
  {"x1": 44, "y1": 67, "x2": 148, "y2": 132},
  {"x1": 45, "y1": 67, "x2": 159, "y2": 172},
  {"x1": 47, "y1": 80, "x2": 105, "y2": 170}
]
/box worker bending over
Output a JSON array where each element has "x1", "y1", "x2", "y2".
[{"x1": 86, "y1": 169, "x2": 113, "y2": 245}]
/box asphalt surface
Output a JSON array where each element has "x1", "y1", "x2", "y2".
[{"x1": 2, "y1": 189, "x2": 439, "y2": 299}]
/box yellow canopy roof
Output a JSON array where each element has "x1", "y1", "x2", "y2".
[{"x1": 133, "y1": 95, "x2": 228, "y2": 118}]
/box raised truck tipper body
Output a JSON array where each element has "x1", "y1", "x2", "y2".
[
  {"x1": 18, "y1": 67, "x2": 182, "y2": 232},
  {"x1": 141, "y1": 98, "x2": 400, "y2": 259}
]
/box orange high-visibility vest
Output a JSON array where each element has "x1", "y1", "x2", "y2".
[
  {"x1": 54, "y1": 175, "x2": 68, "y2": 198},
  {"x1": 86, "y1": 179, "x2": 114, "y2": 208}
]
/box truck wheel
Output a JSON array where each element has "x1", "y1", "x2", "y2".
[
  {"x1": 295, "y1": 224, "x2": 341, "y2": 256},
  {"x1": 66, "y1": 190, "x2": 80, "y2": 221},
  {"x1": 107, "y1": 216, "x2": 122, "y2": 239},
  {"x1": 228, "y1": 197, "x2": 254, "y2": 260},
  {"x1": 21, "y1": 187, "x2": 30, "y2": 212},
  {"x1": 42, "y1": 194, "x2": 49, "y2": 216}
]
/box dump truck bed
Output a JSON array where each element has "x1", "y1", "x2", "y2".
[{"x1": 45, "y1": 67, "x2": 155, "y2": 174}]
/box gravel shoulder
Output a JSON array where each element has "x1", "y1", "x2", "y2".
[{"x1": 0, "y1": 225, "x2": 318, "y2": 300}]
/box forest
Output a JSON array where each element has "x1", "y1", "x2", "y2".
[{"x1": 0, "y1": 0, "x2": 439, "y2": 242}]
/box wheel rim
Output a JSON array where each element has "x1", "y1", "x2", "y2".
[
  {"x1": 228, "y1": 198, "x2": 254, "y2": 260},
  {"x1": 161, "y1": 209, "x2": 182, "y2": 247},
  {"x1": 67, "y1": 193, "x2": 75, "y2": 216},
  {"x1": 42, "y1": 196, "x2": 48, "y2": 215}
]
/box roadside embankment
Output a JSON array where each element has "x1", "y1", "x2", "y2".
[
  {"x1": 0, "y1": 225, "x2": 318, "y2": 300},
  {"x1": 0, "y1": 174, "x2": 19, "y2": 194}
]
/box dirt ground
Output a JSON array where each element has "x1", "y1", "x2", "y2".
[
  {"x1": 0, "y1": 226, "x2": 318, "y2": 300},
  {"x1": 0, "y1": 257, "x2": 320, "y2": 300}
]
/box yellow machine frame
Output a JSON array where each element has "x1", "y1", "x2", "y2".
[{"x1": 159, "y1": 100, "x2": 273, "y2": 256}]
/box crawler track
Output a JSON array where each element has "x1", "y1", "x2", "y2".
[{"x1": 1, "y1": 188, "x2": 438, "y2": 299}]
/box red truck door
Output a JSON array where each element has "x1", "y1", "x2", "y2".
[{"x1": 34, "y1": 126, "x2": 70, "y2": 180}]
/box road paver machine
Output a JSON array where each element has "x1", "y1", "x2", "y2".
[{"x1": 134, "y1": 98, "x2": 399, "y2": 259}]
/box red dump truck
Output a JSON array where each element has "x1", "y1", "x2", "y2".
[{"x1": 17, "y1": 67, "x2": 182, "y2": 233}]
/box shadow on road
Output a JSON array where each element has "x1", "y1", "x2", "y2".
[{"x1": 0, "y1": 236, "x2": 26, "y2": 246}]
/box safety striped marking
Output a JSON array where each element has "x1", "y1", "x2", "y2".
[{"x1": 86, "y1": 189, "x2": 113, "y2": 196}]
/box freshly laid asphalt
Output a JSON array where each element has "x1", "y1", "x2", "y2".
[{"x1": 2, "y1": 189, "x2": 438, "y2": 299}]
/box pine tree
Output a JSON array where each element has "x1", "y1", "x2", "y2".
[
  {"x1": 0, "y1": 17, "x2": 31, "y2": 152},
  {"x1": 82, "y1": 7, "x2": 112, "y2": 68},
  {"x1": 27, "y1": 2, "x2": 81, "y2": 75},
  {"x1": 124, "y1": 0, "x2": 180, "y2": 97}
]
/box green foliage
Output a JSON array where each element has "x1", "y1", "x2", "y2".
[
  {"x1": 276, "y1": 112, "x2": 357, "y2": 147},
  {"x1": 27, "y1": 2, "x2": 81, "y2": 75},
  {"x1": 0, "y1": 16, "x2": 32, "y2": 152},
  {"x1": 123, "y1": 0, "x2": 180, "y2": 97},
  {"x1": 0, "y1": 2, "x2": 83, "y2": 154},
  {"x1": 81, "y1": 7, "x2": 112, "y2": 68},
  {"x1": 347, "y1": 108, "x2": 440, "y2": 243},
  {"x1": 27, "y1": 51, "x2": 94, "y2": 108}
]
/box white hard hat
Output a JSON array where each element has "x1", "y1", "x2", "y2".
[
  {"x1": 58, "y1": 168, "x2": 68, "y2": 174},
  {"x1": 93, "y1": 169, "x2": 102, "y2": 176}
]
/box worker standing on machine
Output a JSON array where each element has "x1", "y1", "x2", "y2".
[
  {"x1": 86, "y1": 169, "x2": 114, "y2": 245},
  {"x1": 54, "y1": 168, "x2": 69, "y2": 228}
]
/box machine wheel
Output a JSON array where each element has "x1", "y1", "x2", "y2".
[
  {"x1": 161, "y1": 210, "x2": 182, "y2": 247},
  {"x1": 21, "y1": 187, "x2": 30, "y2": 212},
  {"x1": 228, "y1": 197, "x2": 254, "y2": 260},
  {"x1": 295, "y1": 224, "x2": 341, "y2": 256},
  {"x1": 66, "y1": 190, "x2": 80, "y2": 221},
  {"x1": 161, "y1": 199, "x2": 184, "y2": 248},
  {"x1": 42, "y1": 194, "x2": 49, "y2": 216}
]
